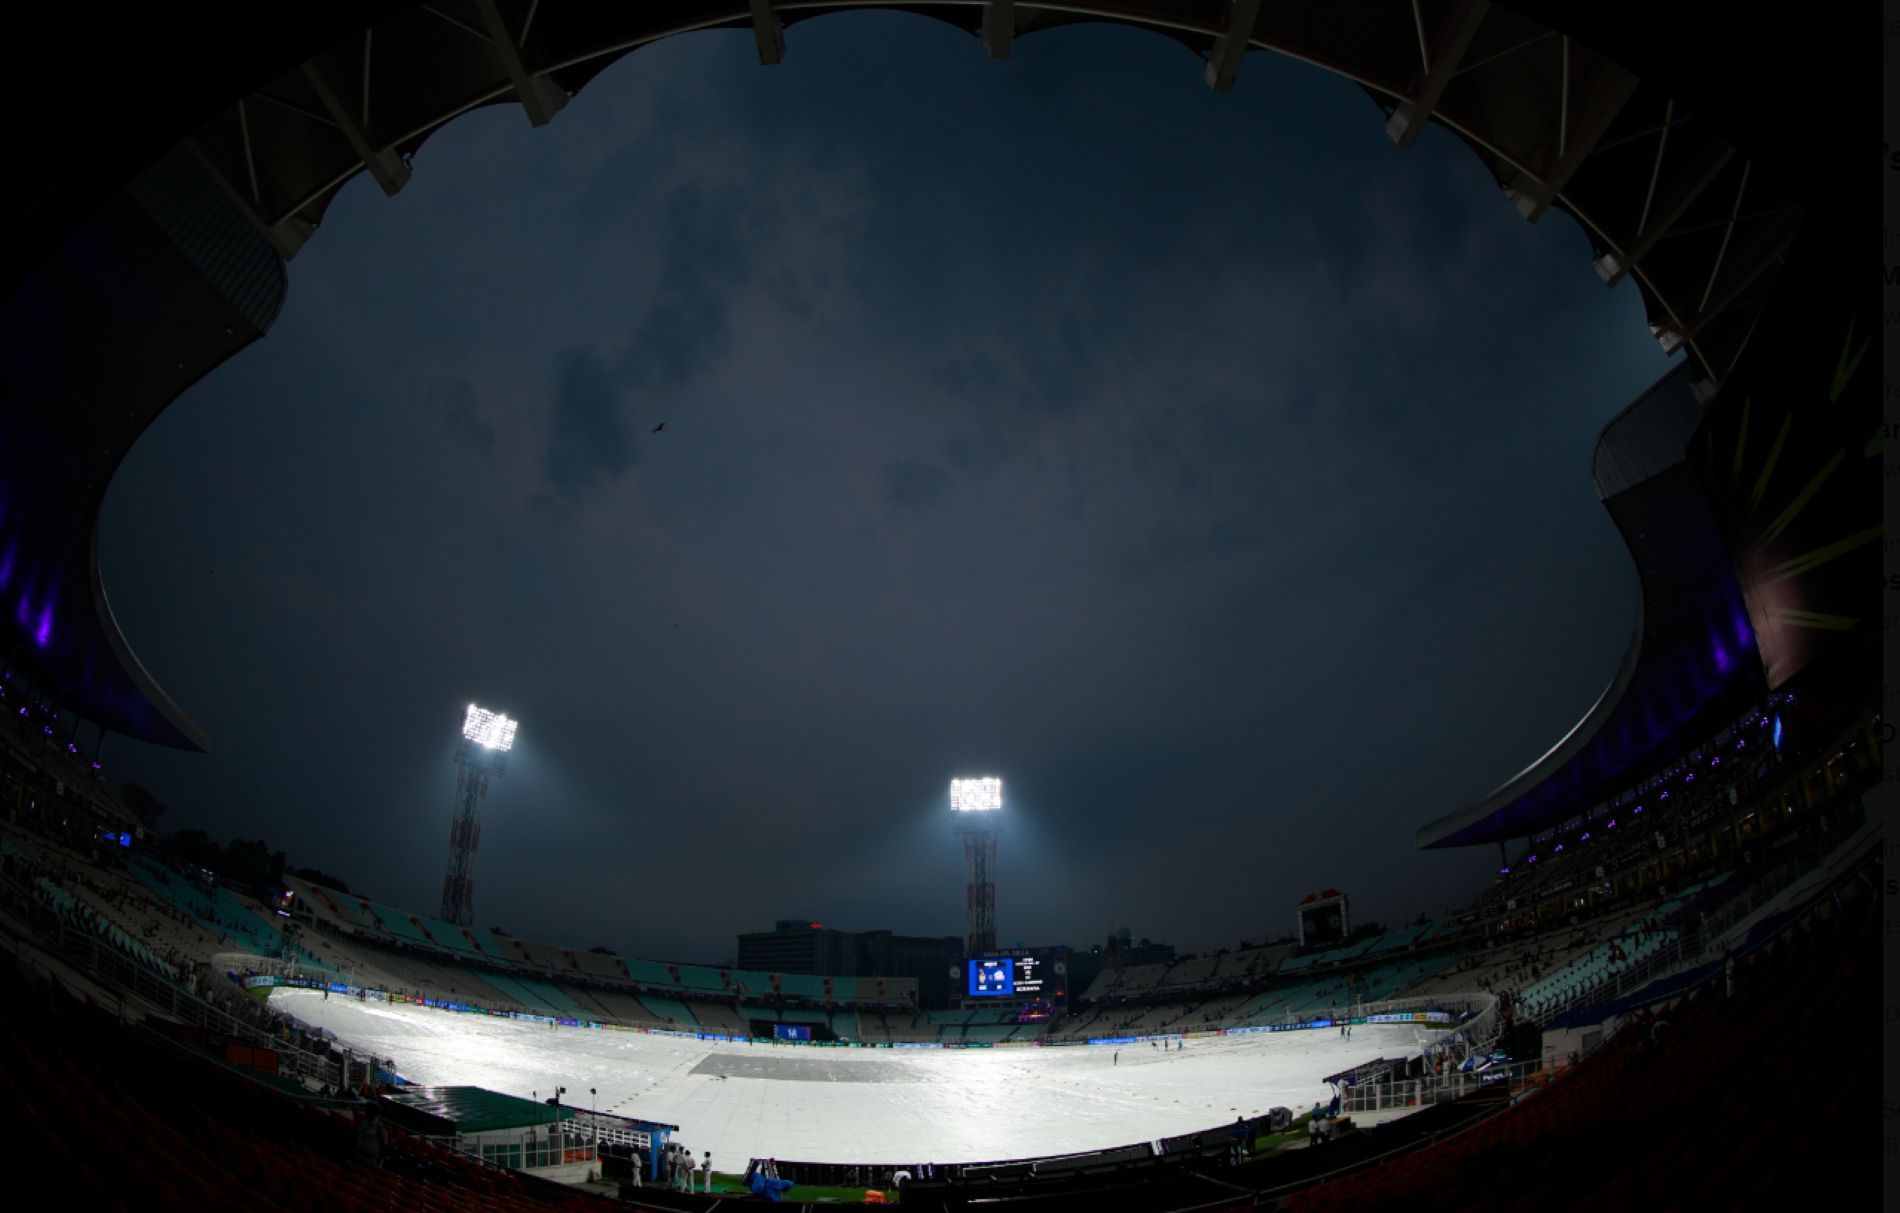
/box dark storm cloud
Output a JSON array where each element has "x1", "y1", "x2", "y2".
[
  {"x1": 878, "y1": 457, "x2": 952, "y2": 515},
  {"x1": 544, "y1": 345, "x2": 637, "y2": 494},
  {"x1": 95, "y1": 14, "x2": 1675, "y2": 965},
  {"x1": 439, "y1": 380, "x2": 496, "y2": 453},
  {"x1": 618, "y1": 183, "x2": 758, "y2": 390},
  {"x1": 542, "y1": 180, "x2": 768, "y2": 500}
]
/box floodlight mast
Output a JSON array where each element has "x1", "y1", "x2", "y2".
[
  {"x1": 441, "y1": 703, "x2": 517, "y2": 928},
  {"x1": 950, "y1": 777, "x2": 1002, "y2": 955}
]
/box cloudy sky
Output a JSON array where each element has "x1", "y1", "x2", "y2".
[{"x1": 98, "y1": 14, "x2": 1673, "y2": 965}]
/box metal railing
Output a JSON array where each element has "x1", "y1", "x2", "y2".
[
  {"x1": 1340, "y1": 1057, "x2": 1542, "y2": 1114},
  {"x1": 1525, "y1": 813, "x2": 1871, "y2": 1027},
  {"x1": 0, "y1": 863, "x2": 367, "y2": 1088}
]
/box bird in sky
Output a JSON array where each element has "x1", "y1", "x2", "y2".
[{"x1": 651, "y1": 422, "x2": 666, "y2": 434}]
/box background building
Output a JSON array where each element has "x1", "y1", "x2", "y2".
[{"x1": 737, "y1": 921, "x2": 963, "y2": 1007}]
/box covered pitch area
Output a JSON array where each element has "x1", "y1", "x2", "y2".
[{"x1": 278, "y1": 987, "x2": 1424, "y2": 1167}]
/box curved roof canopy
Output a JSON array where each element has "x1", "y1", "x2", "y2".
[{"x1": 1415, "y1": 364, "x2": 1766, "y2": 850}]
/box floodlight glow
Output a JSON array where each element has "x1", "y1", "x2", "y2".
[
  {"x1": 462, "y1": 703, "x2": 518, "y2": 751},
  {"x1": 950, "y1": 777, "x2": 1003, "y2": 813}
]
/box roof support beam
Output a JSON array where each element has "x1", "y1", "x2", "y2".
[
  {"x1": 185, "y1": 138, "x2": 312, "y2": 261},
  {"x1": 1656, "y1": 207, "x2": 1800, "y2": 355},
  {"x1": 300, "y1": 56, "x2": 411, "y2": 197},
  {"x1": 1204, "y1": 0, "x2": 1263, "y2": 94},
  {"x1": 1594, "y1": 138, "x2": 1735, "y2": 286},
  {"x1": 473, "y1": 0, "x2": 566, "y2": 126},
  {"x1": 1504, "y1": 43, "x2": 1637, "y2": 223},
  {"x1": 982, "y1": 0, "x2": 1016, "y2": 59},
  {"x1": 749, "y1": 0, "x2": 785, "y2": 65},
  {"x1": 1386, "y1": 0, "x2": 1489, "y2": 149}
]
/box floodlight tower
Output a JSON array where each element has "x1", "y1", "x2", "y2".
[
  {"x1": 950, "y1": 777, "x2": 1003, "y2": 955},
  {"x1": 441, "y1": 703, "x2": 518, "y2": 927}
]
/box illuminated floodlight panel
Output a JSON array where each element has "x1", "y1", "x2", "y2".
[
  {"x1": 950, "y1": 777, "x2": 1003, "y2": 813},
  {"x1": 462, "y1": 703, "x2": 519, "y2": 751}
]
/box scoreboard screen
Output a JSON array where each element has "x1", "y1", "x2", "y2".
[
  {"x1": 966, "y1": 950, "x2": 1056, "y2": 999},
  {"x1": 1298, "y1": 891, "x2": 1350, "y2": 949}
]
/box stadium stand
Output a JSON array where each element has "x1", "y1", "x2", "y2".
[
  {"x1": 572, "y1": 949, "x2": 628, "y2": 982},
  {"x1": 673, "y1": 963, "x2": 727, "y2": 994},
  {"x1": 582, "y1": 988, "x2": 663, "y2": 1028},
  {"x1": 0, "y1": 943, "x2": 614, "y2": 1213},
  {"x1": 636, "y1": 995, "x2": 698, "y2": 1027},
  {"x1": 828, "y1": 1010, "x2": 861, "y2": 1040},
  {"x1": 690, "y1": 1002, "x2": 747, "y2": 1034},
  {"x1": 1280, "y1": 863, "x2": 1876, "y2": 1213}
]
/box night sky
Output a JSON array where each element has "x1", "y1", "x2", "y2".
[{"x1": 97, "y1": 16, "x2": 1673, "y2": 965}]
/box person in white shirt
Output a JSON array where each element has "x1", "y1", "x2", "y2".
[{"x1": 702, "y1": 1151, "x2": 713, "y2": 1192}]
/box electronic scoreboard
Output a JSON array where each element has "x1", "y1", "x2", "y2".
[{"x1": 963, "y1": 948, "x2": 1065, "y2": 1002}]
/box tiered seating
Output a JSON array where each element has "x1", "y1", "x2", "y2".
[
  {"x1": 125, "y1": 852, "x2": 288, "y2": 957},
  {"x1": 637, "y1": 995, "x2": 698, "y2": 1026},
  {"x1": 513, "y1": 977, "x2": 585, "y2": 1016},
  {"x1": 1161, "y1": 955, "x2": 1218, "y2": 988},
  {"x1": 476, "y1": 970, "x2": 558, "y2": 1013},
  {"x1": 377, "y1": 955, "x2": 523, "y2": 1009},
  {"x1": 1365, "y1": 924, "x2": 1430, "y2": 954},
  {"x1": 674, "y1": 964, "x2": 727, "y2": 994},
  {"x1": 457, "y1": 929, "x2": 510, "y2": 964},
  {"x1": 691, "y1": 1003, "x2": 747, "y2": 1034},
  {"x1": 1284, "y1": 877, "x2": 1875, "y2": 1213},
  {"x1": 886, "y1": 1011, "x2": 940, "y2": 1043},
  {"x1": 572, "y1": 949, "x2": 626, "y2": 982},
  {"x1": 0, "y1": 944, "x2": 613, "y2": 1213},
  {"x1": 289, "y1": 879, "x2": 376, "y2": 931},
  {"x1": 585, "y1": 988, "x2": 662, "y2": 1026},
  {"x1": 773, "y1": 972, "x2": 826, "y2": 999},
  {"x1": 507, "y1": 939, "x2": 569, "y2": 971},
  {"x1": 828, "y1": 1010, "x2": 860, "y2": 1039},
  {"x1": 1517, "y1": 925, "x2": 1678, "y2": 1015},
  {"x1": 406, "y1": 914, "x2": 489, "y2": 961},
  {"x1": 367, "y1": 904, "x2": 438, "y2": 950},
  {"x1": 568, "y1": 985, "x2": 630, "y2": 1022},
  {"x1": 620, "y1": 958, "x2": 677, "y2": 988}
]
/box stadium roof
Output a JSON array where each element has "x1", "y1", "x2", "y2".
[
  {"x1": 0, "y1": 2, "x2": 1854, "y2": 749},
  {"x1": 382, "y1": 1085, "x2": 573, "y2": 1135},
  {"x1": 1415, "y1": 364, "x2": 1766, "y2": 850}
]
